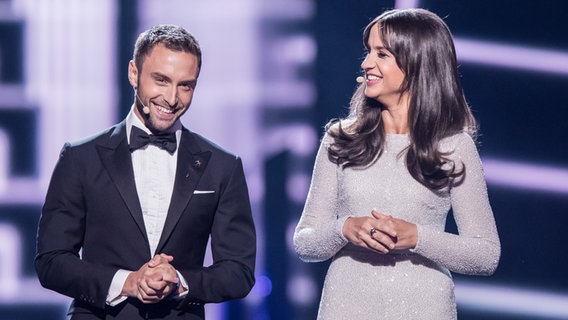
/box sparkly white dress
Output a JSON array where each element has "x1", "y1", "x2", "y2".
[{"x1": 294, "y1": 132, "x2": 500, "y2": 320}]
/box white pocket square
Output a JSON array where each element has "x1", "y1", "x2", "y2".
[{"x1": 193, "y1": 190, "x2": 215, "y2": 194}]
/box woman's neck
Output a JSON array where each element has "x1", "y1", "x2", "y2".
[
  {"x1": 381, "y1": 107, "x2": 409, "y2": 134},
  {"x1": 379, "y1": 92, "x2": 410, "y2": 134}
]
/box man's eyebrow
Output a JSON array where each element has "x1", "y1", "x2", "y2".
[
  {"x1": 179, "y1": 79, "x2": 197, "y2": 87},
  {"x1": 151, "y1": 72, "x2": 170, "y2": 80},
  {"x1": 150, "y1": 72, "x2": 197, "y2": 85}
]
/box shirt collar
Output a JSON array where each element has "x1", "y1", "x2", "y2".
[{"x1": 126, "y1": 106, "x2": 182, "y2": 146}]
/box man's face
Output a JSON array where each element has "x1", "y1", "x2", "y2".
[{"x1": 129, "y1": 44, "x2": 199, "y2": 133}]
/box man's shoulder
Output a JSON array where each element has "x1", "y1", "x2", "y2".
[
  {"x1": 70, "y1": 123, "x2": 124, "y2": 146},
  {"x1": 185, "y1": 130, "x2": 239, "y2": 160}
]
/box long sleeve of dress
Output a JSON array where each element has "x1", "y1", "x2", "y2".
[
  {"x1": 294, "y1": 133, "x2": 349, "y2": 262},
  {"x1": 295, "y1": 132, "x2": 500, "y2": 276},
  {"x1": 411, "y1": 133, "x2": 501, "y2": 275}
]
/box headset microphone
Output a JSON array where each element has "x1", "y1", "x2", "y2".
[
  {"x1": 356, "y1": 76, "x2": 365, "y2": 83},
  {"x1": 135, "y1": 90, "x2": 150, "y2": 115}
]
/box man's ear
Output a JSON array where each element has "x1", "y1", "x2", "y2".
[{"x1": 128, "y1": 60, "x2": 138, "y2": 88}]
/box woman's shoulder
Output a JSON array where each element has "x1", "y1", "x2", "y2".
[
  {"x1": 325, "y1": 118, "x2": 356, "y2": 134},
  {"x1": 441, "y1": 130, "x2": 475, "y2": 144},
  {"x1": 323, "y1": 118, "x2": 355, "y2": 141},
  {"x1": 440, "y1": 131, "x2": 478, "y2": 154}
]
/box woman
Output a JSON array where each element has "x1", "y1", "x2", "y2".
[{"x1": 294, "y1": 8, "x2": 500, "y2": 319}]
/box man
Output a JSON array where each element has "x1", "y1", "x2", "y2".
[{"x1": 35, "y1": 25, "x2": 256, "y2": 319}]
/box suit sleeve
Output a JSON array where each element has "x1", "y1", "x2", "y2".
[
  {"x1": 181, "y1": 156, "x2": 256, "y2": 304},
  {"x1": 35, "y1": 144, "x2": 117, "y2": 309}
]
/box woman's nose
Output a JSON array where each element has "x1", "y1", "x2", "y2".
[{"x1": 361, "y1": 54, "x2": 372, "y2": 70}]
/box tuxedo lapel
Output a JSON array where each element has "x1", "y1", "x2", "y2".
[
  {"x1": 156, "y1": 129, "x2": 211, "y2": 253},
  {"x1": 96, "y1": 122, "x2": 148, "y2": 243}
]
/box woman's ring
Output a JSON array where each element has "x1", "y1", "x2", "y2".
[{"x1": 370, "y1": 228, "x2": 377, "y2": 237}]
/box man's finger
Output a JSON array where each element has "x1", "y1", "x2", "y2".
[{"x1": 148, "y1": 254, "x2": 173, "y2": 267}]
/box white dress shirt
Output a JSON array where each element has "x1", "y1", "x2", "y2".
[
  {"x1": 129, "y1": 115, "x2": 180, "y2": 256},
  {"x1": 106, "y1": 110, "x2": 187, "y2": 305}
]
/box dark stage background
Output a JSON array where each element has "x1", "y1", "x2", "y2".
[{"x1": 0, "y1": 0, "x2": 566, "y2": 319}]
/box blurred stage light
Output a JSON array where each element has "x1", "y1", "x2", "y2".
[
  {"x1": 456, "y1": 279, "x2": 568, "y2": 319},
  {"x1": 0, "y1": 224, "x2": 21, "y2": 299},
  {"x1": 248, "y1": 275, "x2": 273, "y2": 303},
  {"x1": 455, "y1": 38, "x2": 568, "y2": 76},
  {"x1": 483, "y1": 158, "x2": 568, "y2": 193},
  {"x1": 395, "y1": 0, "x2": 420, "y2": 9},
  {"x1": 287, "y1": 274, "x2": 318, "y2": 306}
]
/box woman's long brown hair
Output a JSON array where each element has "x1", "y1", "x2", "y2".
[{"x1": 327, "y1": 8, "x2": 477, "y2": 190}]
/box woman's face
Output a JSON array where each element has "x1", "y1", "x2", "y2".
[{"x1": 360, "y1": 23, "x2": 407, "y2": 108}]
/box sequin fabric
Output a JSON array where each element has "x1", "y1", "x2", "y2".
[{"x1": 294, "y1": 132, "x2": 500, "y2": 320}]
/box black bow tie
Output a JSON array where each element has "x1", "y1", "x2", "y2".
[{"x1": 129, "y1": 126, "x2": 177, "y2": 154}]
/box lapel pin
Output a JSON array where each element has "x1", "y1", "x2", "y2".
[{"x1": 193, "y1": 160, "x2": 201, "y2": 168}]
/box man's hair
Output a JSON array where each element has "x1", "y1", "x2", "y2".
[{"x1": 133, "y1": 24, "x2": 202, "y2": 76}]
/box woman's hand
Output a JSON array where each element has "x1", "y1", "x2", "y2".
[
  {"x1": 342, "y1": 214, "x2": 397, "y2": 254},
  {"x1": 371, "y1": 210, "x2": 418, "y2": 250}
]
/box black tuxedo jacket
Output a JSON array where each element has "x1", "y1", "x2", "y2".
[{"x1": 35, "y1": 121, "x2": 256, "y2": 319}]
